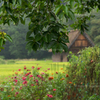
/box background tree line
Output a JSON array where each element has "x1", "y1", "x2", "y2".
[
  {"x1": 0, "y1": 19, "x2": 52, "y2": 59},
  {"x1": 0, "y1": 10, "x2": 100, "y2": 60}
]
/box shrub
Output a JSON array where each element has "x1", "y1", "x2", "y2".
[{"x1": 66, "y1": 46, "x2": 100, "y2": 99}]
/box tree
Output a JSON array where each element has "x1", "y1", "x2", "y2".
[
  {"x1": 0, "y1": 20, "x2": 52, "y2": 59},
  {"x1": 86, "y1": 10, "x2": 100, "y2": 47},
  {"x1": 0, "y1": 0, "x2": 100, "y2": 53}
]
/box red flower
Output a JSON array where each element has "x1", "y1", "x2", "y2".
[
  {"x1": 22, "y1": 77, "x2": 26, "y2": 80},
  {"x1": 53, "y1": 89, "x2": 56, "y2": 91},
  {"x1": 56, "y1": 72, "x2": 58, "y2": 74},
  {"x1": 66, "y1": 74, "x2": 69, "y2": 77},
  {"x1": 49, "y1": 95, "x2": 53, "y2": 98},
  {"x1": 14, "y1": 79, "x2": 18, "y2": 83},
  {"x1": 25, "y1": 73, "x2": 30, "y2": 76},
  {"x1": 37, "y1": 75, "x2": 41, "y2": 78},
  {"x1": 15, "y1": 92, "x2": 19, "y2": 95},
  {"x1": 37, "y1": 67, "x2": 40, "y2": 70},
  {"x1": 18, "y1": 69, "x2": 21, "y2": 71},
  {"x1": 24, "y1": 66, "x2": 26, "y2": 69},
  {"x1": 27, "y1": 69, "x2": 30, "y2": 71},
  {"x1": 48, "y1": 76, "x2": 54, "y2": 80},
  {"x1": 23, "y1": 81, "x2": 27, "y2": 84},
  {"x1": 29, "y1": 75, "x2": 33, "y2": 78}
]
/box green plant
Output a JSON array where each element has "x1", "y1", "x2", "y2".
[{"x1": 66, "y1": 46, "x2": 100, "y2": 99}]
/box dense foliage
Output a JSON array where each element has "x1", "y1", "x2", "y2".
[
  {"x1": 0, "y1": 0, "x2": 100, "y2": 53},
  {"x1": 0, "y1": 20, "x2": 52, "y2": 59}
]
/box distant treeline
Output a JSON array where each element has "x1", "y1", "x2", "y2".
[{"x1": 0, "y1": 19, "x2": 52, "y2": 59}]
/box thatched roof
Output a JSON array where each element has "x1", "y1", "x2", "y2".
[
  {"x1": 48, "y1": 30, "x2": 95, "y2": 52},
  {"x1": 67, "y1": 30, "x2": 95, "y2": 48}
]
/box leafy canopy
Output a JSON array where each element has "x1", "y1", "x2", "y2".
[{"x1": 0, "y1": 0, "x2": 100, "y2": 53}]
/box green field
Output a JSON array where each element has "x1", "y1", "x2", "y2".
[{"x1": 0, "y1": 60, "x2": 69, "y2": 84}]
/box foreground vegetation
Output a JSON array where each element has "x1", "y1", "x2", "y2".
[{"x1": 0, "y1": 46, "x2": 100, "y2": 100}]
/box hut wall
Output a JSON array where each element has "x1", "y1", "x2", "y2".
[
  {"x1": 52, "y1": 53, "x2": 62, "y2": 62},
  {"x1": 62, "y1": 53, "x2": 68, "y2": 62}
]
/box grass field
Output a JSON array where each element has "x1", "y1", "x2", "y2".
[{"x1": 0, "y1": 60, "x2": 69, "y2": 84}]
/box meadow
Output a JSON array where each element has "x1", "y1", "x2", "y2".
[{"x1": 0, "y1": 59, "x2": 69, "y2": 84}]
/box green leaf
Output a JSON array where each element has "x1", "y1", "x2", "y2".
[
  {"x1": 55, "y1": 5, "x2": 63, "y2": 15},
  {"x1": 10, "y1": 16, "x2": 19, "y2": 24},
  {"x1": 43, "y1": 35, "x2": 48, "y2": 42},
  {"x1": 35, "y1": 34, "x2": 42, "y2": 41},
  {"x1": 47, "y1": 34, "x2": 52, "y2": 42},
  {"x1": 77, "y1": 0, "x2": 81, "y2": 4},
  {"x1": 26, "y1": 31, "x2": 33, "y2": 39},
  {"x1": 5, "y1": 7, "x2": 12, "y2": 14},
  {"x1": 20, "y1": 17, "x2": 25, "y2": 24},
  {"x1": 55, "y1": 23, "x2": 65, "y2": 29},
  {"x1": 56, "y1": 43, "x2": 63, "y2": 53},
  {"x1": 64, "y1": 6, "x2": 68, "y2": 15},
  {"x1": 26, "y1": 36, "x2": 34, "y2": 41},
  {"x1": 5, "y1": 35, "x2": 12, "y2": 42},
  {"x1": 17, "y1": 0, "x2": 22, "y2": 5},
  {"x1": 68, "y1": 10, "x2": 75, "y2": 21},
  {"x1": 32, "y1": 43, "x2": 39, "y2": 51},
  {"x1": 50, "y1": 0, "x2": 54, "y2": 3},
  {"x1": 29, "y1": 23, "x2": 34, "y2": 30},
  {"x1": 0, "y1": 38, "x2": 3, "y2": 47},
  {"x1": 70, "y1": 0, "x2": 74, "y2": 8},
  {"x1": 61, "y1": 43, "x2": 68, "y2": 52},
  {"x1": 9, "y1": 0, "x2": 13, "y2": 3},
  {"x1": 50, "y1": 11, "x2": 56, "y2": 20}
]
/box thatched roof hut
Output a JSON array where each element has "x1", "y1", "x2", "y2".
[{"x1": 49, "y1": 30, "x2": 95, "y2": 62}]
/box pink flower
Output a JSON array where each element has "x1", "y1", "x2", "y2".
[
  {"x1": 37, "y1": 75, "x2": 41, "y2": 78},
  {"x1": 53, "y1": 89, "x2": 56, "y2": 91},
  {"x1": 23, "y1": 81, "x2": 27, "y2": 84},
  {"x1": 18, "y1": 69, "x2": 21, "y2": 71},
  {"x1": 14, "y1": 79, "x2": 18, "y2": 83},
  {"x1": 32, "y1": 66, "x2": 35, "y2": 69},
  {"x1": 47, "y1": 94, "x2": 49, "y2": 97},
  {"x1": 47, "y1": 68, "x2": 50, "y2": 70},
  {"x1": 36, "y1": 79, "x2": 38, "y2": 82},
  {"x1": 37, "y1": 67, "x2": 40, "y2": 70},
  {"x1": 22, "y1": 77, "x2": 26, "y2": 80},
  {"x1": 29, "y1": 75, "x2": 33, "y2": 78},
  {"x1": 49, "y1": 95, "x2": 53, "y2": 98},
  {"x1": 15, "y1": 92, "x2": 19, "y2": 95},
  {"x1": 41, "y1": 72, "x2": 44, "y2": 75}
]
